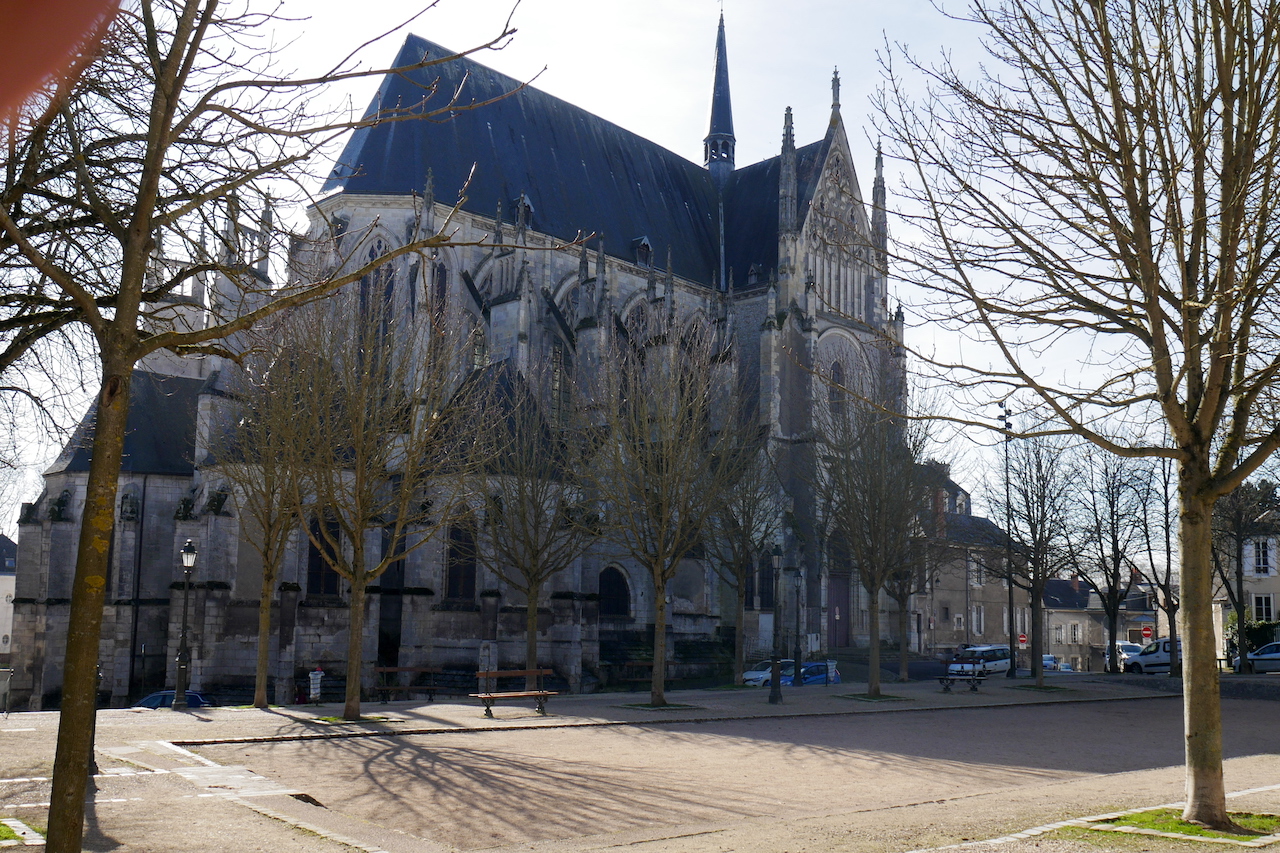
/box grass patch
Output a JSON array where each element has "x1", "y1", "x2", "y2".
[
  {"x1": 1008, "y1": 684, "x2": 1070, "y2": 692},
  {"x1": 618, "y1": 703, "x2": 702, "y2": 711},
  {"x1": 835, "y1": 693, "x2": 908, "y2": 702},
  {"x1": 1096, "y1": 808, "x2": 1280, "y2": 843},
  {"x1": 314, "y1": 715, "x2": 389, "y2": 724},
  {"x1": 0, "y1": 823, "x2": 20, "y2": 842}
]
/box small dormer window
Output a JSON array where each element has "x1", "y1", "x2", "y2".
[
  {"x1": 632, "y1": 236, "x2": 653, "y2": 268},
  {"x1": 747, "y1": 265, "x2": 761, "y2": 287}
]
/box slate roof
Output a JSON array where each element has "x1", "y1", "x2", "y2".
[
  {"x1": 0, "y1": 533, "x2": 14, "y2": 573},
  {"x1": 943, "y1": 512, "x2": 1009, "y2": 549},
  {"x1": 46, "y1": 370, "x2": 203, "y2": 476},
  {"x1": 1042, "y1": 578, "x2": 1093, "y2": 610},
  {"x1": 324, "y1": 35, "x2": 835, "y2": 293}
]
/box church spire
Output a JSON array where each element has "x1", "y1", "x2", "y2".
[
  {"x1": 872, "y1": 143, "x2": 889, "y2": 326},
  {"x1": 779, "y1": 107, "x2": 797, "y2": 234},
  {"x1": 704, "y1": 13, "x2": 735, "y2": 191}
]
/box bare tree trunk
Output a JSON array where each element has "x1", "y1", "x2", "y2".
[
  {"x1": 344, "y1": 580, "x2": 366, "y2": 720},
  {"x1": 253, "y1": 569, "x2": 273, "y2": 708},
  {"x1": 897, "y1": 600, "x2": 910, "y2": 682},
  {"x1": 1180, "y1": 491, "x2": 1228, "y2": 828},
  {"x1": 651, "y1": 576, "x2": 668, "y2": 706},
  {"x1": 1106, "y1": 612, "x2": 1119, "y2": 674},
  {"x1": 1234, "y1": 536, "x2": 1252, "y2": 673},
  {"x1": 1031, "y1": 594, "x2": 1045, "y2": 688},
  {"x1": 47, "y1": 368, "x2": 132, "y2": 853},
  {"x1": 525, "y1": 582, "x2": 541, "y2": 691},
  {"x1": 735, "y1": 580, "x2": 747, "y2": 685},
  {"x1": 867, "y1": 596, "x2": 882, "y2": 697}
]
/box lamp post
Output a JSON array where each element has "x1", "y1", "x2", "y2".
[
  {"x1": 173, "y1": 539, "x2": 197, "y2": 710},
  {"x1": 769, "y1": 544, "x2": 783, "y2": 705},
  {"x1": 792, "y1": 569, "x2": 805, "y2": 687},
  {"x1": 1001, "y1": 403, "x2": 1017, "y2": 678}
]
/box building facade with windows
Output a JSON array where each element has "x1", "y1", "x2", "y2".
[
  {"x1": 1213, "y1": 520, "x2": 1280, "y2": 659},
  {"x1": 10, "y1": 18, "x2": 919, "y2": 708}
]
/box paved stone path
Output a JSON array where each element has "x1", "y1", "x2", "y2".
[{"x1": 1, "y1": 675, "x2": 1277, "y2": 852}]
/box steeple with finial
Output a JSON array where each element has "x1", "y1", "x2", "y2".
[
  {"x1": 704, "y1": 13, "x2": 735, "y2": 191},
  {"x1": 872, "y1": 142, "x2": 888, "y2": 275}
]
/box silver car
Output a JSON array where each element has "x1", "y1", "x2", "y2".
[{"x1": 1235, "y1": 642, "x2": 1280, "y2": 673}]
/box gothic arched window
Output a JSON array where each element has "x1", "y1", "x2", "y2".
[
  {"x1": 829, "y1": 361, "x2": 847, "y2": 415},
  {"x1": 599, "y1": 566, "x2": 630, "y2": 617},
  {"x1": 445, "y1": 519, "x2": 477, "y2": 601},
  {"x1": 432, "y1": 263, "x2": 448, "y2": 319}
]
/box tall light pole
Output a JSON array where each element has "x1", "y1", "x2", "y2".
[
  {"x1": 792, "y1": 569, "x2": 805, "y2": 687},
  {"x1": 1001, "y1": 403, "x2": 1017, "y2": 678},
  {"x1": 172, "y1": 539, "x2": 197, "y2": 710},
  {"x1": 769, "y1": 544, "x2": 783, "y2": 705}
]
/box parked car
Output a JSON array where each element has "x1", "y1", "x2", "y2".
[
  {"x1": 1106, "y1": 642, "x2": 1143, "y2": 669},
  {"x1": 743, "y1": 659, "x2": 795, "y2": 687},
  {"x1": 780, "y1": 661, "x2": 841, "y2": 686},
  {"x1": 949, "y1": 645, "x2": 1012, "y2": 677},
  {"x1": 1124, "y1": 638, "x2": 1182, "y2": 674},
  {"x1": 133, "y1": 690, "x2": 216, "y2": 709},
  {"x1": 1234, "y1": 641, "x2": 1280, "y2": 673},
  {"x1": 1042, "y1": 654, "x2": 1059, "y2": 671}
]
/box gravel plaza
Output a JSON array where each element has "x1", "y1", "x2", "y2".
[{"x1": 3, "y1": 675, "x2": 1280, "y2": 852}]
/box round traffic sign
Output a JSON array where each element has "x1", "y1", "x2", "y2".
[
  {"x1": 1018, "y1": 633, "x2": 1027, "y2": 644},
  {"x1": 1142, "y1": 625, "x2": 1153, "y2": 639}
]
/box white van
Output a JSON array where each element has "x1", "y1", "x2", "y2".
[{"x1": 1124, "y1": 638, "x2": 1181, "y2": 674}]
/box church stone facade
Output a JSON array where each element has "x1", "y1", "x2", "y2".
[{"x1": 10, "y1": 18, "x2": 921, "y2": 708}]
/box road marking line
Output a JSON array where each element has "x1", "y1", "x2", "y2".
[{"x1": 153, "y1": 740, "x2": 219, "y2": 767}]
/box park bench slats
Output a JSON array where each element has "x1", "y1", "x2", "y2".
[{"x1": 470, "y1": 668, "x2": 557, "y2": 717}]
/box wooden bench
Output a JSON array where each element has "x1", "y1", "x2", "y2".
[
  {"x1": 938, "y1": 673, "x2": 985, "y2": 693},
  {"x1": 372, "y1": 666, "x2": 443, "y2": 703},
  {"x1": 470, "y1": 669, "x2": 557, "y2": 718}
]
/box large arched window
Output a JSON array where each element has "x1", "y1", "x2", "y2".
[
  {"x1": 598, "y1": 566, "x2": 630, "y2": 617},
  {"x1": 445, "y1": 519, "x2": 477, "y2": 600},
  {"x1": 828, "y1": 361, "x2": 847, "y2": 415},
  {"x1": 432, "y1": 262, "x2": 448, "y2": 319}
]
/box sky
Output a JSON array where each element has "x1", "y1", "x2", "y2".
[
  {"x1": 4, "y1": 1, "x2": 992, "y2": 532},
  {"x1": 273, "y1": 0, "x2": 978, "y2": 195}
]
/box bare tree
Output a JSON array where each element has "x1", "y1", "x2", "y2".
[
  {"x1": 816, "y1": 369, "x2": 931, "y2": 697},
  {"x1": 0, "y1": 4, "x2": 521, "y2": 833},
  {"x1": 1072, "y1": 448, "x2": 1145, "y2": 673},
  {"x1": 207, "y1": 328, "x2": 301, "y2": 709},
  {"x1": 991, "y1": 433, "x2": 1077, "y2": 688},
  {"x1": 1212, "y1": 480, "x2": 1279, "y2": 673},
  {"x1": 467, "y1": 362, "x2": 597, "y2": 688},
  {"x1": 702, "y1": 436, "x2": 780, "y2": 684},
  {"x1": 878, "y1": 0, "x2": 1280, "y2": 825},
  {"x1": 282, "y1": 288, "x2": 479, "y2": 721},
  {"x1": 585, "y1": 310, "x2": 743, "y2": 707}
]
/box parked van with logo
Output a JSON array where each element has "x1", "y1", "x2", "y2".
[{"x1": 1124, "y1": 638, "x2": 1181, "y2": 674}]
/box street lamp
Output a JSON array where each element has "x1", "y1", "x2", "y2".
[
  {"x1": 792, "y1": 569, "x2": 805, "y2": 687},
  {"x1": 1001, "y1": 403, "x2": 1017, "y2": 679},
  {"x1": 173, "y1": 539, "x2": 197, "y2": 711},
  {"x1": 769, "y1": 544, "x2": 783, "y2": 705}
]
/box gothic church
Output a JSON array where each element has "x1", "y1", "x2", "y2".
[{"x1": 10, "y1": 17, "x2": 907, "y2": 707}]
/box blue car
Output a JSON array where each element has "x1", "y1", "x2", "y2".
[
  {"x1": 780, "y1": 661, "x2": 841, "y2": 686},
  {"x1": 133, "y1": 690, "x2": 216, "y2": 709}
]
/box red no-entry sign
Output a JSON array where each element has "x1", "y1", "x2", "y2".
[
  {"x1": 1018, "y1": 633, "x2": 1028, "y2": 648},
  {"x1": 1142, "y1": 625, "x2": 1153, "y2": 640}
]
